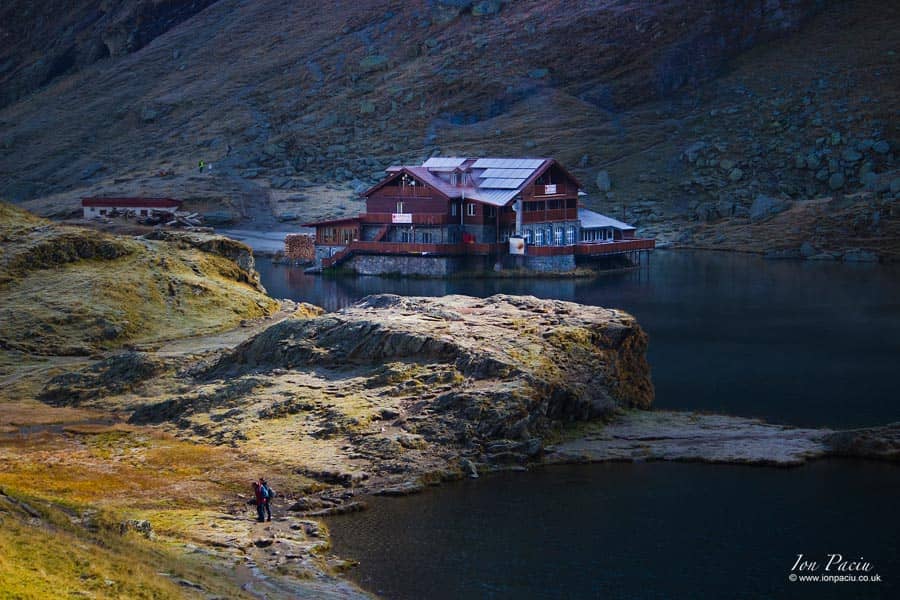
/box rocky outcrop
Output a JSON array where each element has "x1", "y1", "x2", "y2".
[
  {"x1": 40, "y1": 351, "x2": 163, "y2": 406},
  {"x1": 546, "y1": 411, "x2": 832, "y2": 467},
  {"x1": 824, "y1": 423, "x2": 900, "y2": 461},
  {"x1": 143, "y1": 230, "x2": 264, "y2": 291},
  {"x1": 209, "y1": 294, "x2": 653, "y2": 444}
]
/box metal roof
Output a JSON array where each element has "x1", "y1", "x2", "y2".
[
  {"x1": 81, "y1": 197, "x2": 182, "y2": 208},
  {"x1": 471, "y1": 158, "x2": 545, "y2": 169},
  {"x1": 474, "y1": 189, "x2": 520, "y2": 206},
  {"x1": 480, "y1": 178, "x2": 526, "y2": 189},
  {"x1": 479, "y1": 168, "x2": 535, "y2": 179},
  {"x1": 422, "y1": 157, "x2": 467, "y2": 168},
  {"x1": 578, "y1": 208, "x2": 635, "y2": 230},
  {"x1": 364, "y1": 157, "x2": 559, "y2": 207}
]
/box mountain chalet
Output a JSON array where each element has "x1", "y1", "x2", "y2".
[{"x1": 305, "y1": 157, "x2": 654, "y2": 275}]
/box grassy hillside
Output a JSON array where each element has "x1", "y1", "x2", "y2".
[{"x1": 0, "y1": 203, "x2": 278, "y2": 355}]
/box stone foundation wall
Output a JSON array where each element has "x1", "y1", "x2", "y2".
[
  {"x1": 523, "y1": 254, "x2": 576, "y2": 272},
  {"x1": 347, "y1": 255, "x2": 466, "y2": 276}
]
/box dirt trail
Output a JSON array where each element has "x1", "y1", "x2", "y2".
[{"x1": 148, "y1": 301, "x2": 297, "y2": 357}]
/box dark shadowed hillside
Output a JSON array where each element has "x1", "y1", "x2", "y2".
[{"x1": 1, "y1": 0, "x2": 898, "y2": 258}]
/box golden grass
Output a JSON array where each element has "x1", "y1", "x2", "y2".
[
  {"x1": 0, "y1": 515, "x2": 190, "y2": 599},
  {"x1": 0, "y1": 203, "x2": 278, "y2": 355},
  {"x1": 0, "y1": 484, "x2": 262, "y2": 600}
]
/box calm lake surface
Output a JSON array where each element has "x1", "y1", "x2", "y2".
[
  {"x1": 256, "y1": 251, "x2": 900, "y2": 599},
  {"x1": 258, "y1": 251, "x2": 900, "y2": 428}
]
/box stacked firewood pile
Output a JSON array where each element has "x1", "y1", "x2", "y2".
[{"x1": 284, "y1": 233, "x2": 315, "y2": 261}]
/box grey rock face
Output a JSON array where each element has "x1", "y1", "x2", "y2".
[
  {"x1": 825, "y1": 423, "x2": 900, "y2": 461},
  {"x1": 843, "y1": 249, "x2": 878, "y2": 263},
  {"x1": 828, "y1": 172, "x2": 845, "y2": 190},
  {"x1": 750, "y1": 194, "x2": 790, "y2": 223},
  {"x1": 596, "y1": 170, "x2": 612, "y2": 192}
]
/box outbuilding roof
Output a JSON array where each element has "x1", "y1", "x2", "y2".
[
  {"x1": 81, "y1": 197, "x2": 182, "y2": 208},
  {"x1": 578, "y1": 208, "x2": 635, "y2": 230}
]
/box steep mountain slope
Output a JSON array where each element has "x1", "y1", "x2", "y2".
[{"x1": 0, "y1": 0, "x2": 897, "y2": 257}]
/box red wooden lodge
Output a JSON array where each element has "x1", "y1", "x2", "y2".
[{"x1": 304, "y1": 157, "x2": 654, "y2": 274}]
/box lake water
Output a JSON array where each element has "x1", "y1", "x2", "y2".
[
  {"x1": 258, "y1": 251, "x2": 900, "y2": 428},
  {"x1": 256, "y1": 251, "x2": 900, "y2": 599}
]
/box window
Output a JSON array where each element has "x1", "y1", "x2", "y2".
[
  {"x1": 400, "y1": 229, "x2": 412, "y2": 243},
  {"x1": 534, "y1": 229, "x2": 543, "y2": 246},
  {"x1": 451, "y1": 203, "x2": 458, "y2": 217},
  {"x1": 486, "y1": 206, "x2": 496, "y2": 218},
  {"x1": 421, "y1": 231, "x2": 433, "y2": 243},
  {"x1": 566, "y1": 226, "x2": 576, "y2": 245},
  {"x1": 396, "y1": 201, "x2": 405, "y2": 213},
  {"x1": 554, "y1": 227, "x2": 564, "y2": 246},
  {"x1": 545, "y1": 228, "x2": 553, "y2": 246},
  {"x1": 450, "y1": 172, "x2": 458, "y2": 186},
  {"x1": 466, "y1": 203, "x2": 477, "y2": 216},
  {"x1": 524, "y1": 229, "x2": 533, "y2": 244}
]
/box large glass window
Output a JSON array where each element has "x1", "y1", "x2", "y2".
[
  {"x1": 534, "y1": 229, "x2": 543, "y2": 246},
  {"x1": 554, "y1": 227, "x2": 563, "y2": 246},
  {"x1": 566, "y1": 226, "x2": 576, "y2": 245}
]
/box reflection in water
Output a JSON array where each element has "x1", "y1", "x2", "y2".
[
  {"x1": 257, "y1": 252, "x2": 900, "y2": 428},
  {"x1": 327, "y1": 461, "x2": 900, "y2": 600}
]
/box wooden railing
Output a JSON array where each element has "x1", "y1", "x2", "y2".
[
  {"x1": 521, "y1": 208, "x2": 578, "y2": 223},
  {"x1": 359, "y1": 213, "x2": 452, "y2": 225},
  {"x1": 531, "y1": 183, "x2": 577, "y2": 197},
  {"x1": 349, "y1": 241, "x2": 497, "y2": 255},
  {"x1": 375, "y1": 186, "x2": 435, "y2": 197},
  {"x1": 524, "y1": 239, "x2": 655, "y2": 256},
  {"x1": 322, "y1": 245, "x2": 354, "y2": 268},
  {"x1": 321, "y1": 238, "x2": 655, "y2": 268},
  {"x1": 575, "y1": 239, "x2": 655, "y2": 255}
]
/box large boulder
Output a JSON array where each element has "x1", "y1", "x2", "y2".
[{"x1": 749, "y1": 194, "x2": 790, "y2": 223}]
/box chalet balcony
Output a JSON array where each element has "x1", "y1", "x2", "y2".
[
  {"x1": 349, "y1": 240, "x2": 497, "y2": 255},
  {"x1": 374, "y1": 186, "x2": 437, "y2": 198},
  {"x1": 521, "y1": 208, "x2": 578, "y2": 223},
  {"x1": 525, "y1": 239, "x2": 655, "y2": 256},
  {"x1": 530, "y1": 182, "x2": 578, "y2": 197},
  {"x1": 359, "y1": 212, "x2": 453, "y2": 225}
]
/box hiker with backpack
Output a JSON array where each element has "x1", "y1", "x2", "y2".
[
  {"x1": 252, "y1": 480, "x2": 266, "y2": 522},
  {"x1": 259, "y1": 477, "x2": 275, "y2": 522}
]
